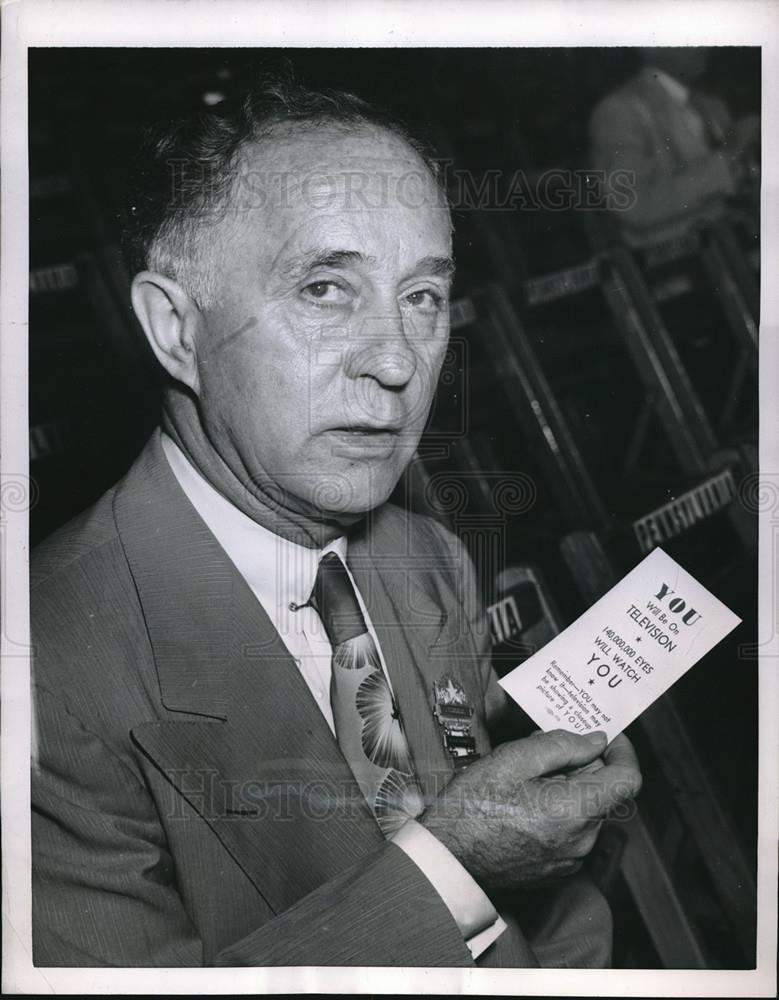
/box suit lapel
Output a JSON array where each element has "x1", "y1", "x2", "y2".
[
  {"x1": 114, "y1": 433, "x2": 384, "y2": 914},
  {"x1": 131, "y1": 695, "x2": 384, "y2": 916},
  {"x1": 113, "y1": 436, "x2": 491, "y2": 913}
]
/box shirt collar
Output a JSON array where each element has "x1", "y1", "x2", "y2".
[
  {"x1": 160, "y1": 432, "x2": 347, "y2": 615},
  {"x1": 647, "y1": 66, "x2": 690, "y2": 105}
]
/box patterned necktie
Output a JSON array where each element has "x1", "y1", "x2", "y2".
[{"x1": 310, "y1": 552, "x2": 425, "y2": 835}]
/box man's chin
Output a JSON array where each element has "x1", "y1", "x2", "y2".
[{"x1": 298, "y1": 462, "x2": 404, "y2": 519}]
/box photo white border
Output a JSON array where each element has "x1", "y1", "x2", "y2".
[{"x1": 2, "y1": 0, "x2": 777, "y2": 994}]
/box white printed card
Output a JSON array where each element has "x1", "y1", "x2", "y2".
[{"x1": 498, "y1": 548, "x2": 741, "y2": 742}]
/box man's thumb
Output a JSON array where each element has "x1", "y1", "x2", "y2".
[{"x1": 515, "y1": 729, "x2": 607, "y2": 778}]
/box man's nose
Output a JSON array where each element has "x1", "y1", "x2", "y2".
[{"x1": 345, "y1": 308, "x2": 418, "y2": 389}]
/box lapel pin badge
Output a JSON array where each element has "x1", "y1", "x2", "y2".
[{"x1": 432, "y1": 675, "x2": 479, "y2": 768}]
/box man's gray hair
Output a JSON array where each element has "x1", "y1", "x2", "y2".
[{"x1": 123, "y1": 77, "x2": 447, "y2": 309}]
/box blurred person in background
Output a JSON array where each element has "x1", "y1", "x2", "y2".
[{"x1": 589, "y1": 47, "x2": 759, "y2": 247}]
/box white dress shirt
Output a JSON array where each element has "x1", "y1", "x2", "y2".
[{"x1": 160, "y1": 433, "x2": 505, "y2": 959}]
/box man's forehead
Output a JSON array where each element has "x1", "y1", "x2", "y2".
[
  {"x1": 248, "y1": 121, "x2": 427, "y2": 171},
  {"x1": 232, "y1": 124, "x2": 446, "y2": 216}
]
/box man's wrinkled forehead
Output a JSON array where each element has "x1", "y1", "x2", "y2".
[{"x1": 227, "y1": 123, "x2": 450, "y2": 219}]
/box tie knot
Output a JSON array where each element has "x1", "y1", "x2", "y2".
[{"x1": 311, "y1": 552, "x2": 368, "y2": 646}]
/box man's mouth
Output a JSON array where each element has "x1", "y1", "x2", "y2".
[
  {"x1": 325, "y1": 425, "x2": 405, "y2": 456},
  {"x1": 332, "y1": 424, "x2": 402, "y2": 435}
]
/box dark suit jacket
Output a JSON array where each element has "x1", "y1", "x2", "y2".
[
  {"x1": 589, "y1": 67, "x2": 734, "y2": 246},
  {"x1": 31, "y1": 431, "x2": 609, "y2": 968}
]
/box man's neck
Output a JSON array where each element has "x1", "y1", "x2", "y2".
[{"x1": 161, "y1": 399, "x2": 360, "y2": 550}]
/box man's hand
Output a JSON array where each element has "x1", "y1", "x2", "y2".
[{"x1": 421, "y1": 729, "x2": 641, "y2": 892}]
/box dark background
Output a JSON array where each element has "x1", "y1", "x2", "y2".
[
  {"x1": 27, "y1": 46, "x2": 760, "y2": 537},
  {"x1": 28, "y1": 47, "x2": 761, "y2": 969}
]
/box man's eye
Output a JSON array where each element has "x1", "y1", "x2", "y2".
[
  {"x1": 403, "y1": 288, "x2": 445, "y2": 311},
  {"x1": 302, "y1": 281, "x2": 350, "y2": 305}
]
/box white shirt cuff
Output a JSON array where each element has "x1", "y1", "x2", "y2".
[{"x1": 391, "y1": 818, "x2": 507, "y2": 959}]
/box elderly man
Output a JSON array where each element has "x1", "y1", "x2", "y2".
[{"x1": 31, "y1": 80, "x2": 641, "y2": 968}]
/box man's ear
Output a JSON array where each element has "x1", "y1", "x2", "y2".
[{"x1": 131, "y1": 272, "x2": 202, "y2": 395}]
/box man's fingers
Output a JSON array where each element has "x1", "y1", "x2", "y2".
[
  {"x1": 567, "y1": 758, "x2": 606, "y2": 777},
  {"x1": 571, "y1": 821, "x2": 603, "y2": 859},
  {"x1": 603, "y1": 733, "x2": 641, "y2": 775},
  {"x1": 603, "y1": 734, "x2": 643, "y2": 803},
  {"x1": 569, "y1": 734, "x2": 642, "y2": 816},
  {"x1": 510, "y1": 728, "x2": 608, "y2": 780}
]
